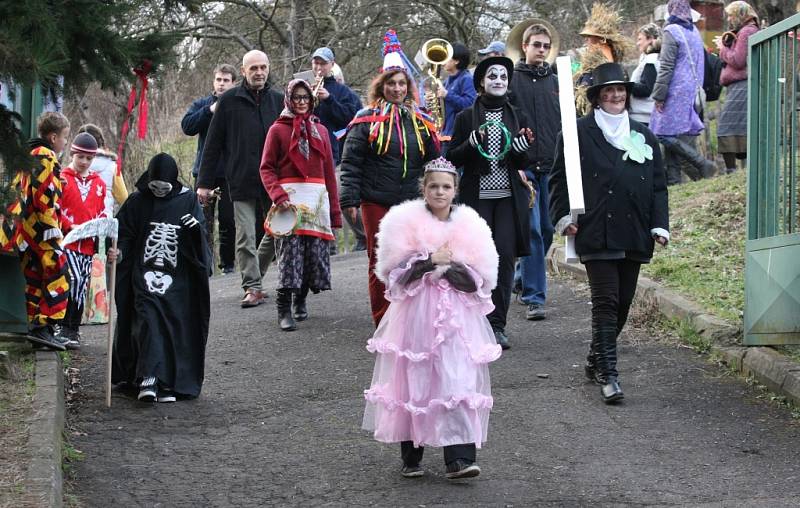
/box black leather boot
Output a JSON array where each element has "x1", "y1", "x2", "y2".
[
  {"x1": 667, "y1": 137, "x2": 716, "y2": 180},
  {"x1": 584, "y1": 329, "x2": 604, "y2": 384},
  {"x1": 293, "y1": 286, "x2": 309, "y2": 321},
  {"x1": 276, "y1": 289, "x2": 296, "y2": 331},
  {"x1": 595, "y1": 325, "x2": 623, "y2": 403}
]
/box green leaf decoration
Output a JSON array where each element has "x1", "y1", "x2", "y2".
[{"x1": 621, "y1": 131, "x2": 653, "y2": 164}]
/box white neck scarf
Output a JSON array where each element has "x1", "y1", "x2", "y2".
[{"x1": 594, "y1": 108, "x2": 630, "y2": 152}]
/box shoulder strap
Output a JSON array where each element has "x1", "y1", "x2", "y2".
[{"x1": 677, "y1": 28, "x2": 701, "y2": 90}]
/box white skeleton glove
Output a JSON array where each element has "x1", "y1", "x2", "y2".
[
  {"x1": 180, "y1": 214, "x2": 200, "y2": 229},
  {"x1": 511, "y1": 134, "x2": 530, "y2": 153}
]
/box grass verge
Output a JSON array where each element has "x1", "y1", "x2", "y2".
[
  {"x1": 641, "y1": 170, "x2": 746, "y2": 323},
  {"x1": 0, "y1": 342, "x2": 36, "y2": 507}
]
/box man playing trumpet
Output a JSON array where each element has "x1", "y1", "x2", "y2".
[
  {"x1": 309, "y1": 47, "x2": 365, "y2": 253},
  {"x1": 309, "y1": 47, "x2": 362, "y2": 167}
]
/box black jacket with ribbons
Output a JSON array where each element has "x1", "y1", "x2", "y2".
[
  {"x1": 339, "y1": 108, "x2": 440, "y2": 209},
  {"x1": 549, "y1": 111, "x2": 669, "y2": 260},
  {"x1": 197, "y1": 82, "x2": 284, "y2": 201}
]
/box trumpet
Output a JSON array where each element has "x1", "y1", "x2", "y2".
[
  {"x1": 311, "y1": 71, "x2": 325, "y2": 106},
  {"x1": 721, "y1": 31, "x2": 737, "y2": 48},
  {"x1": 419, "y1": 38, "x2": 453, "y2": 132}
]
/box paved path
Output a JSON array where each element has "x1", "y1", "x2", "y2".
[{"x1": 67, "y1": 253, "x2": 800, "y2": 507}]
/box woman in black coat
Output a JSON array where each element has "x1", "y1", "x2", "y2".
[
  {"x1": 550, "y1": 63, "x2": 669, "y2": 403},
  {"x1": 447, "y1": 56, "x2": 535, "y2": 350}
]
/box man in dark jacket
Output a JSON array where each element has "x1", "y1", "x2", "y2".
[
  {"x1": 508, "y1": 23, "x2": 561, "y2": 321},
  {"x1": 181, "y1": 63, "x2": 237, "y2": 274},
  {"x1": 196, "y1": 50, "x2": 284, "y2": 308},
  {"x1": 308, "y1": 47, "x2": 366, "y2": 252},
  {"x1": 309, "y1": 47, "x2": 362, "y2": 165}
]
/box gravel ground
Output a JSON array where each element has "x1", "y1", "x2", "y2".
[{"x1": 65, "y1": 253, "x2": 800, "y2": 507}]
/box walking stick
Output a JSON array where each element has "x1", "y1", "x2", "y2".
[
  {"x1": 63, "y1": 218, "x2": 119, "y2": 407},
  {"x1": 106, "y1": 236, "x2": 118, "y2": 408}
]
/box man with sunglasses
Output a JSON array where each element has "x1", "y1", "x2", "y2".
[{"x1": 508, "y1": 23, "x2": 561, "y2": 321}]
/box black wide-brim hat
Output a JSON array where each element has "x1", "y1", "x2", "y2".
[
  {"x1": 473, "y1": 56, "x2": 514, "y2": 92},
  {"x1": 586, "y1": 62, "x2": 634, "y2": 103}
]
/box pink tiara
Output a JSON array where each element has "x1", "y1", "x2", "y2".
[{"x1": 424, "y1": 157, "x2": 458, "y2": 175}]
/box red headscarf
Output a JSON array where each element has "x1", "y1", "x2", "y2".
[{"x1": 277, "y1": 79, "x2": 326, "y2": 176}]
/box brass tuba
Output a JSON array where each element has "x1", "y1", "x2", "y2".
[
  {"x1": 506, "y1": 19, "x2": 560, "y2": 65},
  {"x1": 419, "y1": 38, "x2": 453, "y2": 131}
]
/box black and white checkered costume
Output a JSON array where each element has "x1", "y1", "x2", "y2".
[{"x1": 479, "y1": 109, "x2": 512, "y2": 199}]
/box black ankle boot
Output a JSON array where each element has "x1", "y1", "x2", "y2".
[
  {"x1": 594, "y1": 325, "x2": 623, "y2": 403},
  {"x1": 276, "y1": 289, "x2": 296, "y2": 331},
  {"x1": 601, "y1": 377, "x2": 624, "y2": 402},
  {"x1": 293, "y1": 287, "x2": 309, "y2": 321}
]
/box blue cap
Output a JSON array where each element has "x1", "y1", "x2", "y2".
[
  {"x1": 311, "y1": 47, "x2": 335, "y2": 62},
  {"x1": 477, "y1": 41, "x2": 506, "y2": 55}
]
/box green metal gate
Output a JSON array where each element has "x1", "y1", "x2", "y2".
[{"x1": 745, "y1": 13, "x2": 800, "y2": 345}]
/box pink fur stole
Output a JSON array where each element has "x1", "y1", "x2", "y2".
[{"x1": 375, "y1": 200, "x2": 498, "y2": 290}]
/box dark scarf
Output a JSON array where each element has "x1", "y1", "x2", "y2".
[
  {"x1": 518, "y1": 61, "x2": 553, "y2": 77},
  {"x1": 667, "y1": 15, "x2": 695, "y2": 31},
  {"x1": 276, "y1": 79, "x2": 326, "y2": 177}
]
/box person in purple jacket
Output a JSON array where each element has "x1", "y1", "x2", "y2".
[{"x1": 650, "y1": 0, "x2": 716, "y2": 186}]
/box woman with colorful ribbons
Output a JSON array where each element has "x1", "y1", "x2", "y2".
[{"x1": 339, "y1": 29, "x2": 440, "y2": 327}]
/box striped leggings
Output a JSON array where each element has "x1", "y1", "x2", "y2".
[{"x1": 64, "y1": 249, "x2": 93, "y2": 330}]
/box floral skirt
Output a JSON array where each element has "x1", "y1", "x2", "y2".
[{"x1": 277, "y1": 234, "x2": 331, "y2": 293}]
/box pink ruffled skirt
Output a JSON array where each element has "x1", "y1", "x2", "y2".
[{"x1": 362, "y1": 263, "x2": 501, "y2": 448}]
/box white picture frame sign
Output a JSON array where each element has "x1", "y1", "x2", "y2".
[{"x1": 555, "y1": 56, "x2": 585, "y2": 263}]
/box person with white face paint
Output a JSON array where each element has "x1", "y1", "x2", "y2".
[
  {"x1": 549, "y1": 63, "x2": 669, "y2": 404},
  {"x1": 113, "y1": 153, "x2": 212, "y2": 403},
  {"x1": 447, "y1": 56, "x2": 535, "y2": 351}
]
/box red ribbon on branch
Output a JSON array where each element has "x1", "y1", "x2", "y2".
[{"x1": 116, "y1": 60, "x2": 152, "y2": 175}]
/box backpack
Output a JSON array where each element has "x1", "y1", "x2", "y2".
[{"x1": 703, "y1": 50, "x2": 724, "y2": 102}]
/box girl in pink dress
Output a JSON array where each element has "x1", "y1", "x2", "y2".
[{"x1": 362, "y1": 157, "x2": 501, "y2": 480}]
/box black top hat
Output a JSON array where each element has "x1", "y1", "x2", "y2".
[
  {"x1": 586, "y1": 62, "x2": 633, "y2": 103},
  {"x1": 473, "y1": 56, "x2": 514, "y2": 93}
]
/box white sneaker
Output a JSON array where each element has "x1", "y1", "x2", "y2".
[
  {"x1": 138, "y1": 377, "x2": 157, "y2": 402},
  {"x1": 157, "y1": 390, "x2": 177, "y2": 403}
]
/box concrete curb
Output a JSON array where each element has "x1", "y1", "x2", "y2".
[
  {"x1": 26, "y1": 350, "x2": 64, "y2": 508},
  {"x1": 549, "y1": 246, "x2": 800, "y2": 407}
]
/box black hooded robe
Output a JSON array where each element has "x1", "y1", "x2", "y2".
[{"x1": 112, "y1": 187, "x2": 211, "y2": 397}]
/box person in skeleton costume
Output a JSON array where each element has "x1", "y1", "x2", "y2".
[
  {"x1": 446, "y1": 56, "x2": 534, "y2": 351},
  {"x1": 112, "y1": 153, "x2": 211, "y2": 403},
  {"x1": 259, "y1": 79, "x2": 342, "y2": 331}
]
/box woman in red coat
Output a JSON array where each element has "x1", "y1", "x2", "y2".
[{"x1": 259, "y1": 79, "x2": 342, "y2": 331}]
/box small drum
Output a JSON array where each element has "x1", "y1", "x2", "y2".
[{"x1": 264, "y1": 204, "x2": 299, "y2": 237}]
